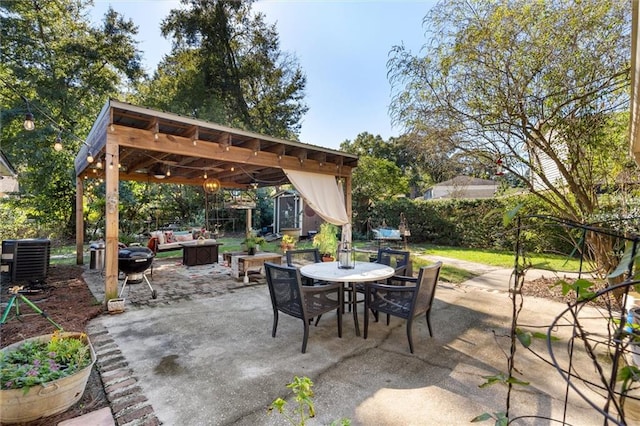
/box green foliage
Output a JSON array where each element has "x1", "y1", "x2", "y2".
[
  {"x1": 350, "y1": 155, "x2": 409, "y2": 214},
  {"x1": 1, "y1": 0, "x2": 144, "y2": 239},
  {"x1": 268, "y1": 376, "x2": 350, "y2": 426},
  {"x1": 553, "y1": 278, "x2": 597, "y2": 301},
  {"x1": 0, "y1": 331, "x2": 92, "y2": 393},
  {"x1": 143, "y1": 0, "x2": 307, "y2": 138},
  {"x1": 471, "y1": 411, "x2": 508, "y2": 426},
  {"x1": 388, "y1": 0, "x2": 632, "y2": 225},
  {"x1": 312, "y1": 223, "x2": 339, "y2": 256},
  {"x1": 268, "y1": 376, "x2": 315, "y2": 426}
]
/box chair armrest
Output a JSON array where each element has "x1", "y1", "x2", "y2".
[
  {"x1": 386, "y1": 275, "x2": 416, "y2": 286},
  {"x1": 302, "y1": 282, "x2": 343, "y2": 293},
  {"x1": 367, "y1": 281, "x2": 416, "y2": 293}
]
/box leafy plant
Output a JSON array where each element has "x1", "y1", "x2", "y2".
[
  {"x1": 0, "y1": 331, "x2": 92, "y2": 394},
  {"x1": 282, "y1": 234, "x2": 297, "y2": 246},
  {"x1": 312, "y1": 222, "x2": 339, "y2": 257},
  {"x1": 268, "y1": 376, "x2": 350, "y2": 426},
  {"x1": 242, "y1": 231, "x2": 266, "y2": 249}
]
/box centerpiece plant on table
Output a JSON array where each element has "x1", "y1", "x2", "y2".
[
  {"x1": 0, "y1": 330, "x2": 96, "y2": 423},
  {"x1": 243, "y1": 231, "x2": 266, "y2": 255}
]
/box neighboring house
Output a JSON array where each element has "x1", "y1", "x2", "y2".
[
  {"x1": 0, "y1": 150, "x2": 18, "y2": 197},
  {"x1": 530, "y1": 145, "x2": 566, "y2": 192},
  {"x1": 423, "y1": 175, "x2": 498, "y2": 200}
]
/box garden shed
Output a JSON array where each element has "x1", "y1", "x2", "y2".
[
  {"x1": 74, "y1": 99, "x2": 358, "y2": 302},
  {"x1": 272, "y1": 189, "x2": 323, "y2": 238}
]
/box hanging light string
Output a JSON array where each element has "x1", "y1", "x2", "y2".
[{"x1": 0, "y1": 76, "x2": 89, "y2": 154}]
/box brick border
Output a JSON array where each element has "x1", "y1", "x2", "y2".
[{"x1": 87, "y1": 324, "x2": 162, "y2": 426}]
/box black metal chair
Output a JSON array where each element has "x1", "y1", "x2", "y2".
[
  {"x1": 364, "y1": 262, "x2": 442, "y2": 353},
  {"x1": 286, "y1": 248, "x2": 330, "y2": 289},
  {"x1": 264, "y1": 262, "x2": 343, "y2": 353},
  {"x1": 348, "y1": 248, "x2": 411, "y2": 312},
  {"x1": 376, "y1": 247, "x2": 411, "y2": 276}
]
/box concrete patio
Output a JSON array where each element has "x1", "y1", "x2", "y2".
[{"x1": 81, "y1": 256, "x2": 608, "y2": 425}]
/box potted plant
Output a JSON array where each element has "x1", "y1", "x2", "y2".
[
  {"x1": 312, "y1": 222, "x2": 339, "y2": 261},
  {"x1": 0, "y1": 330, "x2": 96, "y2": 423},
  {"x1": 243, "y1": 231, "x2": 266, "y2": 255},
  {"x1": 280, "y1": 234, "x2": 297, "y2": 252}
]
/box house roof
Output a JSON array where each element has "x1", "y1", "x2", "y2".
[
  {"x1": 0, "y1": 150, "x2": 16, "y2": 177},
  {"x1": 433, "y1": 175, "x2": 497, "y2": 187},
  {"x1": 74, "y1": 99, "x2": 358, "y2": 189}
]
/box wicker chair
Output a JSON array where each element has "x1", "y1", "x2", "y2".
[
  {"x1": 264, "y1": 262, "x2": 343, "y2": 353},
  {"x1": 364, "y1": 262, "x2": 442, "y2": 353}
]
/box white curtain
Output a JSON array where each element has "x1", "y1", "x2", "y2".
[{"x1": 283, "y1": 169, "x2": 351, "y2": 243}]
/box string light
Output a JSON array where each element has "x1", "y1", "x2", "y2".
[
  {"x1": 96, "y1": 159, "x2": 103, "y2": 169},
  {"x1": 23, "y1": 111, "x2": 35, "y2": 131},
  {"x1": 203, "y1": 171, "x2": 208, "y2": 179},
  {"x1": 53, "y1": 133, "x2": 63, "y2": 151}
]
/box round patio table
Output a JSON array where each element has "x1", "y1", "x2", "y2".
[{"x1": 300, "y1": 261, "x2": 395, "y2": 336}]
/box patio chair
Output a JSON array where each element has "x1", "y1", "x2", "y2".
[
  {"x1": 264, "y1": 262, "x2": 343, "y2": 353},
  {"x1": 364, "y1": 262, "x2": 442, "y2": 353},
  {"x1": 286, "y1": 248, "x2": 324, "y2": 286},
  {"x1": 348, "y1": 248, "x2": 411, "y2": 312}
]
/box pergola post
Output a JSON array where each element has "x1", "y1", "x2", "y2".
[
  {"x1": 75, "y1": 177, "x2": 84, "y2": 265},
  {"x1": 104, "y1": 133, "x2": 119, "y2": 302}
]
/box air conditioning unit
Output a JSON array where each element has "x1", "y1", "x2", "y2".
[{"x1": 2, "y1": 239, "x2": 51, "y2": 285}]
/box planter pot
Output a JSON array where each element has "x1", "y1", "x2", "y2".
[{"x1": 0, "y1": 332, "x2": 96, "y2": 424}]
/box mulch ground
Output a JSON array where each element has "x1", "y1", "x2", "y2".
[{"x1": 1, "y1": 265, "x2": 108, "y2": 425}]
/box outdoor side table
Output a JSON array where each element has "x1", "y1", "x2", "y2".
[{"x1": 181, "y1": 242, "x2": 223, "y2": 266}]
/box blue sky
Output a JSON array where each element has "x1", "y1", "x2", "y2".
[{"x1": 89, "y1": 1, "x2": 438, "y2": 149}]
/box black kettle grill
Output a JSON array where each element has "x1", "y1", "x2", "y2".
[{"x1": 118, "y1": 247, "x2": 156, "y2": 299}]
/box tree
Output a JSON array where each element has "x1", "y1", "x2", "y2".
[
  {"x1": 388, "y1": 0, "x2": 632, "y2": 271},
  {"x1": 349, "y1": 155, "x2": 408, "y2": 234},
  {"x1": 140, "y1": 0, "x2": 307, "y2": 139},
  {"x1": 0, "y1": 1, "x2": 144, "y2": 238}
]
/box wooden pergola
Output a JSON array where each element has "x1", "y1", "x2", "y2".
[{"x1": 74, "y1": 99, "x2": 358, "y2": 303}]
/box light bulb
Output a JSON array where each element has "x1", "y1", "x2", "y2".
[
  {"x1": 53, "y1": 136, "x2": 63, "y2": 152},
  {"x1": 24, "y1": 112, "x2": 35, "y2": 131},
  {"x1": 87, "y1": 154, "x2": 94, "y2": 163},
  {"x1": 203, "y1": 172, "x2": 208, "y2": 179},
  {"x1": 96, "y1": 160, "x2": 103, "y2": 169}
]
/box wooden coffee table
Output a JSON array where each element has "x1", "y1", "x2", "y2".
[{"x1": 230, "y1": 252, "x2": 282, "y2": 283}]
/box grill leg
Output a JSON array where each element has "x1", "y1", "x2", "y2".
[{"x1": 119, "y1": 276, "x2": 129, "y2": 298}]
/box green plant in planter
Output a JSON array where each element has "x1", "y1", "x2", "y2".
[
  {"x1": 312, "y1": 222, "x2": 339, "y2": 259},
  {"x1": 0, "y1": 331, "x2": 92, "y2": 393},
  {"x1": 243, "y1": 231, "x2": 266, "y2": 254}
]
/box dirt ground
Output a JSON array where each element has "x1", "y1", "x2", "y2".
[{"x1": 1, "y1": 265, "x2": 107, "y2": 426}]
